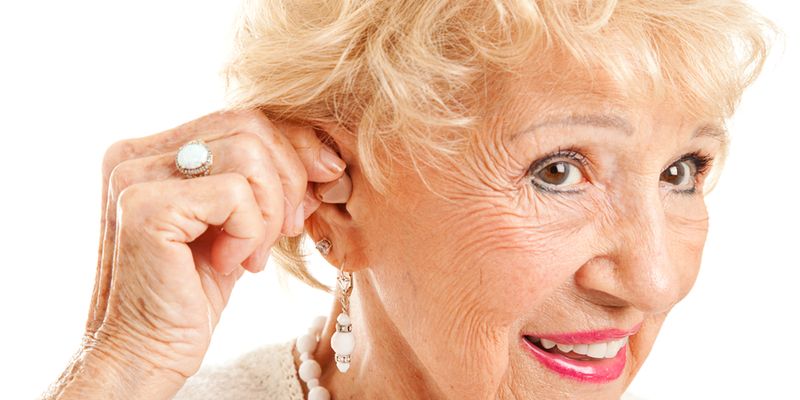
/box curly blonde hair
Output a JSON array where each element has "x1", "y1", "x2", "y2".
[{"x1": 223, "y1": 0, "x2": 774, "y2": 291}]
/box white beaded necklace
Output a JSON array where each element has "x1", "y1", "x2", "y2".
[{"x1": 295, "y1": 315, "x2": 333, "y2": 400}]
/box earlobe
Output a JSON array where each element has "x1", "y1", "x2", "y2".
[
  {"x1": 306, "y1": 202, "x2": 370, "y2": 273},
  {"x1": 305, "y1": 200, "x2": 354, "y2": 265}
]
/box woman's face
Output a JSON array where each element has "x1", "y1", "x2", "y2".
[{"x1": 338, "y1": 71, "x2": 725, "y2": 399}]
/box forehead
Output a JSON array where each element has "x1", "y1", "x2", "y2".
[
  {"x1": 485, "y1": 58, "x2": 727, "y2": 145},
  {"x1": 488, "y1": 54, "x2": 646, "y2": 130}
]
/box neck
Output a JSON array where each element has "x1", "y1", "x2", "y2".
[{"x1": 295, "y1": 271, "x2": 446, "y2": 400}]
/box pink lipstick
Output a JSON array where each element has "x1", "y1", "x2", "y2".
[{"x1": 521, "y1": 323, "x2": 640, "y2": 383}]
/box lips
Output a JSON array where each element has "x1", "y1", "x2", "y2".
[{"x1": 521, "y1": 324, "x2": 640, "y2": 383}]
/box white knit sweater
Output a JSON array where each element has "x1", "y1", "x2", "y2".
[
  {"x1": 173, "y1": 339, "x2": 304, "y2": 400},
  {"x1": 172, "y1": 339, "x2": 646, "y2": 399}
]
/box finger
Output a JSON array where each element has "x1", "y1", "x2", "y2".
[
  {"x1": 104, "y1": 111, "x2": 343, "y2": 238},
  {"x1": 242, "y1": 180, "x2": 324, "y2": 271},
  {"x1": 86, "y1": 113, "x2": 238, "y2": 335},
  {"x1": 88, "y1": 145, "x2": 136, "y2": 334},
  {"x1": 235, "y1": 118, "x2": 310, "y2": 236},
  {"x1": 217, "y1": 116, "x2": 346, "y2": 236},
  {"x1": 273, "y1": 122, "x2": 346, "y2": 182},
  {"x1": 85, "y1": 187, "x2": 117, "y2": 336},
  {"x1": 242, "y1": 179, "x2": 326, "y2": 270},
  {"x1": 91, "y1": 110, "x2": 337, "y2": 327},
  {"x1": 105, "y1": 133, "x2": 287, "y2": 273},
  {"x1": 118, "y1": 172, "x2": 273, "y2": 276},
  {"x1": 303, "y1": 183, "x2": 323, "y2": 219},
  {"x1": 102, "y1": 111, "x2": 344, "y2": 193},
  {"x1": 90, "y1": 133, "x2": 285, "y2": 325},
  {"x1": 190, "y1": 226, "x2": 247, "y2": 317}
]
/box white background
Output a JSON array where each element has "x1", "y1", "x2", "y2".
[{"x1": 0, "y1": 1, "x2": 797, "y2": 399}]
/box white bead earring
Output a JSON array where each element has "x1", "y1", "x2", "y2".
[{"x1": 331, "y1": 259, "x2": 354, "y2": 373}]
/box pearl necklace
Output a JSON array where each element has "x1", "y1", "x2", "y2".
[{"x1": 295, "y1": 315, "x2": 332, "y2": 400}]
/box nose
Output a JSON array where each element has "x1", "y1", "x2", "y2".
[{"x1": 574, "y1": 189, "x2": 688, "y2": 315}]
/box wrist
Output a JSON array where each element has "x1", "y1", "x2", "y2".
[
  {"x1": 47, "y1": 333, "x2": 187, "y2": 400},
  {"x1": 91, "y1": 335, "x2": 188, "y2": 396}
]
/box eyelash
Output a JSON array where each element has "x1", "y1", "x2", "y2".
[
  {"x1": 527, "y1": 147, "x2": 714, "y2": 195},
  {"x1": 527, "y1": 146, "x2": 590, "y2": 194}
]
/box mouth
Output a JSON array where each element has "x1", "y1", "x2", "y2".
[{"x1": 521, "y1": 324, "x2": 640, "y2": 384}]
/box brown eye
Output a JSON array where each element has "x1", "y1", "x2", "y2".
[
  {"x1": 533, "y1": 161, "x2": 584, "y2": 188},
  {"x1": 660, "y1": 160, "x2": 696, "y2": 190}
]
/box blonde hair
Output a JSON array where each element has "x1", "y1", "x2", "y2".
[{"x1": 223, "y1": 0, "x2": 774, "y2": 291}]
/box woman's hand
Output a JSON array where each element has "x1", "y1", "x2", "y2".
[{"x1": 46, "y1": 110, "x2": 349, "y2": 399}]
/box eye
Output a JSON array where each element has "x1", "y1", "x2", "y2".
[
  {"x1": 660, "y1": 160, "x2": 695, "y2": 188},
  {"x1": 660, "y1": 152, "x2": 713, "y2": 194},
  {"x1": 536, "y1": 161, "x2": 583, "y2": 186},
  {"x1": 528, "y1": 149, "x2": 588, "y2": 192}
]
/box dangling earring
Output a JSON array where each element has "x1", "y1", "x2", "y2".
[
  {"x1": 314, "y1": 237, "x2": 355, "y2": 373},
  {"x1": 331, "y1": 258, "x2": 354, "y2": 373}
]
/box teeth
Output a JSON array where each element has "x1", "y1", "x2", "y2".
[
  {"x1": 556, "y1": 343, "x2": 573, "y2": 353},
  {"x1": 605, "y1": 337, "x2": 627, "y2": 358},
  {"x1": 605, "y1": 342, "x2": 620, "y2": 358},
  {"x1": 540, "y1": 339, "x2": 556, "y2": 350},
  {"x1": 536, "y1": 336, "x2": 629, "y2": 359},
  {"x1": 587, "y1": 342, "x2": 607, "y2": 358},
  {"x1": 573, "y1": 344, "x2": 589, "y2": 355}
]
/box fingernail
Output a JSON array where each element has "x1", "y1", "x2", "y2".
[
  {"x1": 293, "y1": 201, "x2": 305, "y2": 236},
  {"x1": 320, "y1": 145, "x2": 346, "y2": 174},
  {"x1": 316, "y1": 175, "x2": 352, "y2": 203}
]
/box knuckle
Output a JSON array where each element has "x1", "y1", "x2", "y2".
[
  {"x1": 286, "y1": 123, "x2": 322, "y2": 149},
  {"x1": 117, "y1": 182, "x2": 145, "y2": 214},
  {"x1": 239, "y1": 161, "x2": 263, "y2": 182},
  {"x1": 102, "y1": 139, "x2": 135, "y2": 177},
  {"x1": 118, "y1": 182, "x2": 178, "y2": 236},
  {"x1": 238, "y1": 109, "x2": 274, "y2": 129},
  {"x1": 284, "y1": 168, "x2": 308, "y2": 199},
  {"x1": 237, "y1": 111, "x2": 280, "y2": 144},
  {"x1": 230, "y1": 131, "x2": 270, "y2": 161},
  {"x1": 108, "y1": 160, "x2": 136, "y2": 195},
  {"x1": 220, "y1": 172, "x2": 255, "y2": 204}
]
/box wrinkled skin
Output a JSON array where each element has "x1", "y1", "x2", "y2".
[
  {"x1": 306, "y1": 69, "x2": 725, "y2": 399},
  {"x1": 40, "y1": 44, "x2": 727, "y2": 398}
]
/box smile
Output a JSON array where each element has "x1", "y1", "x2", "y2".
[{"x1": 521, "y1": 324, "x2": 640, "y2": 383}]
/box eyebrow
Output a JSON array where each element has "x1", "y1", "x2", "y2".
[{"x1": 509, "y1": 112, "x2": 728, "y2": 143}]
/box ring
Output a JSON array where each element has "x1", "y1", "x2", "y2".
[{"x1": 175, "y1": 139, "x2": 213, "y2": 178}]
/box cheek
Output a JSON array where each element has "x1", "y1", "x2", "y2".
[
  {"x1": 406, "y1": 188, "x2": 603, "y2": 330},
  {"x1": 665, "y1": 202, "x2": 710, "y2": 296},
  {"x1": 367, "y1": 196, "x2": 599, "y2": 387}
]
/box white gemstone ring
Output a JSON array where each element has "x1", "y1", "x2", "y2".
[{"x1": 175, "y1": 139, "x2": 213, "y2": 178}]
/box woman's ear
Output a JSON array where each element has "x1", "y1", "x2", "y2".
[
  {"x1": 305, "y1": 202, "x2": 369, "y2": 273},
  {"x1": 305, "y1": 122, "x2": 370, "y2": 273}
]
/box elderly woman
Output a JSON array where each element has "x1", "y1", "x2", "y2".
[{"x1": 42, "y1": 0, "x2": 771, "y2": 399}]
